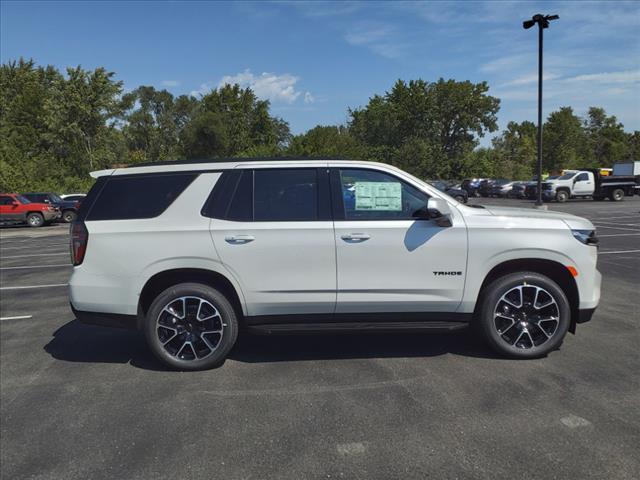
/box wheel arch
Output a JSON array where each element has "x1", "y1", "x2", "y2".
[
  {"x1": 475, "y1": 258, "x2": 579, "y2": 334},
  {"x1": 138, "y1": 268, "x2": 245, "y2": 330}
]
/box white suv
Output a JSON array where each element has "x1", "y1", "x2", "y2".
[{"x1": 69, "y1": 159, "x2": 601, "y2": 370}]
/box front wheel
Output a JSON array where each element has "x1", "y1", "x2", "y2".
[
  {"x1": 144, "y1": 283, "x2": 239, "y2": 370},
  {"x1": 478, "y1": 272, "x2": 570, "y2": 359},
  {"x1": 454, "y1": 195, "x2": 466, "y2": 203},
  {"x1": 556, "y1": 190, "x2": 569, "y2": 203}
]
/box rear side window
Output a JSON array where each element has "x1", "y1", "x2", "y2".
[
  {"x1": 86, "y1": 173, "x2": 197, "y2": 221},
  {"x1": 202, "y1": 168, "x2": 328, "y2": 222},
  {"x1": 254, "y1": 169, "x2": 318, "y2": 221}
]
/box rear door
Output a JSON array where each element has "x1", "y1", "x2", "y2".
[
  {"x1": 208, "y1": 167, "x2": 336, "y2": 317},
  {"x1": 0, "y1": 195, "x2": 20, "y2": 220},
  {"x1": 331, "y1": 167, "x2": 467, "y2": 314}
]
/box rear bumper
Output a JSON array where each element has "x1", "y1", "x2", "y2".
[{"x1": 71, "y1": 304, "x2": 137, "y2": 330}]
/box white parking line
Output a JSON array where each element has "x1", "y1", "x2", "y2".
[
  {"x1": 598, "y1": 233, "x2": 640, "y2": 237},
  {"x1": 0, "y1": 264, "x2": 71, "y2": 270},
  {"x1": 0, "y1": 243, "x2": 68, "y2": 251},
  {"x1": 0, "y1": 283, "x2": 68, "y2": 291},
  {"x1": 0, "y1": 315, "x2": 33, "y2": 321},
  {"x1": 594, "y1": 221, "x2": 640, "y2": 227},
  {"x1": 599, "y1": 249, "x2": 640, "y2": 255},
  {"x1": 593, "y1": 224, "x2": 640, "y2": 232},
  {"x1": 1, "y1": 253, "x2": 69, "y2": 259}
]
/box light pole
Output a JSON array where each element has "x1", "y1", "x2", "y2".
[{"x1": 523, "y1": 13, "x2": 558, "y2": 207}]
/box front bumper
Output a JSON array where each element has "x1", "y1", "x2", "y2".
[{"x1": 43, "y1": 210, "x2": 61, "y2": 221}]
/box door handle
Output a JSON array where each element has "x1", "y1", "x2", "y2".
[
  {"x1": 225, "y1": 235, "x2": 255, "y2": 244},
  {"x1": 341, "y1": 233, "x2": 371, "y2": 242}
]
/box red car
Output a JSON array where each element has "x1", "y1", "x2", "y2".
[{"x1": 0, "y1": 193, "x2": 61, "y2": 227}]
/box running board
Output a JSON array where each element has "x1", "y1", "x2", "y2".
[{"x1": 246, "y1": 321, "x2": 469, "y2": 335}]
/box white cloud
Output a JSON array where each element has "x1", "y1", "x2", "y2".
[
  {"x1": 562, "y1": 70, "x2": 640, "y2": 85},
  {"x1": 161, "y1": 80, "x2": 180, "y2": 87},
  {"x1": 500, "y1": 73, "x2": 560, "y2": 87},
  {"x1": 218, "y1": 69, "x2": 303, "y2": 104},
  {"x1": 190, "y1": 83, "x2": 213, "y2": 97},
  {"x1": 304, "y1": 92, "x2": 315, "y2": 104},
  {"x1": 344, "y1": 21, "x2": 405, "y2": 59}
]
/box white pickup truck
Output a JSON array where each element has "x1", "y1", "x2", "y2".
[{"x1": 542, "y1": 168, "x2": 640, "y2": 202}]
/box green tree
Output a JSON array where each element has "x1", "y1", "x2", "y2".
[
  {"x1": 287, "y1": 125, "x2": 363, "y2": 158},
  {"x1": 492, "y1": 121, "x2": 537, "y2": 179},
  {"x1": 584, "y1": 107, "x2": 629, "y2": 167},
  {"x1": 349, "y1": 78, "x2": 500, "y2": 178},
  {"x1": 542, "y1": 107, "x2": 587, "y2": 172}
]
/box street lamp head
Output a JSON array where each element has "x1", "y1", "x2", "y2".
[{"x1": 522, "y1": 13, "x2": 559, "y2": 29}]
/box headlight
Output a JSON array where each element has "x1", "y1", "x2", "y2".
[{"x1": 572, "y1": 229, "x2": 598, "y2": 246}]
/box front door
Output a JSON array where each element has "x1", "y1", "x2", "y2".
[
  {"x1": 573, "y1": 172, "x2": 594, "y2": 195},
  {"x1": 332, "y1": 167, "x2": 467, "y2": 314},
  {"x1": 210, "y1": 167, "x2": 336, "y2": 317}
]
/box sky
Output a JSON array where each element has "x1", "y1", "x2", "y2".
[{"x1": 1, "y1": 0, "x2": 639, "y2": 145}]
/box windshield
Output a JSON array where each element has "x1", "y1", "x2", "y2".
[
  {"x1": 428, "y1": 181, "x2": 447, "y2": 192},
  {"x1": 50, "y1": 193, "x2": 63, "y2": 202},
  {"x1": 16, "y1": 195, "x2": 31, "y2": 203},
  {"x1": 558, "y1": 172, "x2": 576, "y2": 180}
]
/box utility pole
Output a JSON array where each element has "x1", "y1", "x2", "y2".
[{"x1": 523, "y1": 14, "x2": 559, "y2": 207}]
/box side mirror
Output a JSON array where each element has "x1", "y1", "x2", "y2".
[{"x1": 426, "y1": 197, "x2": 453, "y2": 227}]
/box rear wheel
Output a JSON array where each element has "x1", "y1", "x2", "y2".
[
  {"x1": 26, "y1": 212, "x2": 44, "y2": 227},
  {"x1": 478, "y1": 272, "x2": 570, "y2": 359},
  {"x1": 62, "y1": 210, "x2": 77, "y2": 223},
  {"x1": 144, "y1": 283, "x2": 239, "y2": 370},
  {"x1": 556, "y1": 190, "x2": 569, "y2": 203},
  {"x1": 610, "y1": 188, "x2": 625, "y2": 202}
]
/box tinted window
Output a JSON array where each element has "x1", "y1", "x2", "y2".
[
  {"x1": 87, "y1": 173, "x2": 197, "y2": 221},
  {"x1": 339, "y1": 169, "x2": 429, "y2": 220},
  {"x1": 254, "y1": 169, "x2": 318, "y2": 221},
  {"x1": 64, "y1": 195, "x2": 85, "y2": 202},
  {"x1": 24, "y1": 194, "x2": 46, "y2": 203},
  {"x1": 576, "y1": 173, "x2": 589, "y2": 182},
  {"x1": 226, "y1": 170, "x2": 253, "y2": 221},
  {"x1": 0, "y1": 196, "x2": 13, "y2": 205}
]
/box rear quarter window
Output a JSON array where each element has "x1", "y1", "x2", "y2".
[{"x1": 86, "y1": 173, "x2": 198, "y2": 221}]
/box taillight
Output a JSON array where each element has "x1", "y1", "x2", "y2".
[{"x1": 70, "y1": 221, "x2": 88, "y2": 266}]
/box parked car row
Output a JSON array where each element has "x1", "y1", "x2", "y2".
[
  {"x1": 459, "y1": 162, "x2": 640, "y2": 202},
  {"x1": 0, "y1": 192, "x2": 86, "y2": 227}
]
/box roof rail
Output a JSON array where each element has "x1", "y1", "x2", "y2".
[{"x1": 125, "y1": 156, "x2": 355, "y2": 168}]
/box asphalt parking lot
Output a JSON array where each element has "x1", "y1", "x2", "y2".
[{"x1": 1, "y1": 198, "x2": 639, "y2": 480}]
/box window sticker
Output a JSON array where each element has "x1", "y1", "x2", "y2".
[{"x1": 354, "y1": 182, "x2": 402, "y2": 211}]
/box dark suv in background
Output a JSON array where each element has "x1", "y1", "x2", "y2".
[{"x1": 22, "y1": 192, "x2": 80, "y2": 223}]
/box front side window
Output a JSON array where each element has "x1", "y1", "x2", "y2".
[
  {"x1": 338, "y1": 169, "x2": 429, "y2": 220},
  {"x1": 254, "y1": 169, "x2": 318, "y2": 221},
  {"x1": 576, "y1": 173, "x2": 589, "y2": 182}
]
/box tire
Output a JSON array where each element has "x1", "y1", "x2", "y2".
[
  {"x1": 610, "y1": 188, "x2": 624, "y2": 202},
  {"x1": 556, "y1": 190, "x2": 569, "y2": 203},
  {"x1": 454, "y1": 195, "x2": 466, "y2": 203},
  {"x1": 477, "y1": 272, "x2": 570, "y2": 359},
  {"x1": 144, "y1": 282, "x2": 239, "y2": 371},
  {"x1": 62, "y1": 210, "x2": 77, "y2": 223},
  {"x1": 26, "y1": 212, "x2": 44, "y2": 227}
]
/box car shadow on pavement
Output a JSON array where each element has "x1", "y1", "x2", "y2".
[{"x1": 45, "y1": 319, "x2": 504, "y2": 371}]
